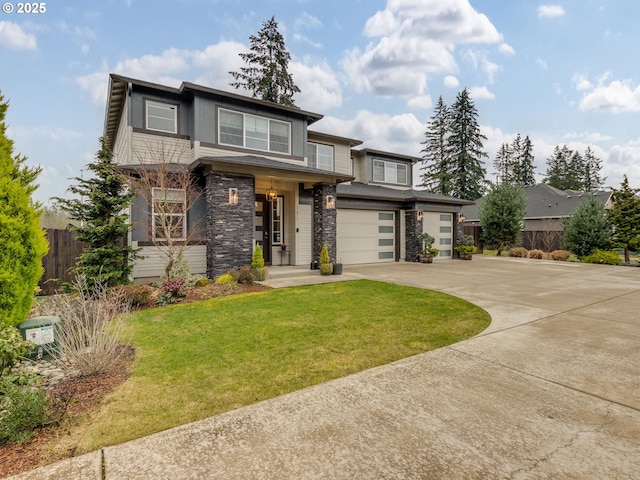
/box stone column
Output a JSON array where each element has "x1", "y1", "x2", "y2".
[
  {"x1": 312, "y1": 183, "x2": 337, "y2": 262},
  {"x1": 405, "y1": 210, "x2": 422, "y2": 262},
  {"x1": 206, "y1": 172, "x2": 255, "y2": 278}
]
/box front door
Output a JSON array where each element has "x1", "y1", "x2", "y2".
[{"x1": 254, "y1": 195, "x2": 272, "y2": 264}]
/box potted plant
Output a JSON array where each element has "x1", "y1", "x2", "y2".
[
  {"x1": 281, "y1": 243, "x2": 287, "y2": 251},
  {"x1": 455, "y1": 234, "x2": 476, "y2": 260},
  {"x1": 319, "y1": 243, "x2": 333, "y2": 275},
  {"x1": 417, "y1": 233, "x2": 439, "y2": 263}
]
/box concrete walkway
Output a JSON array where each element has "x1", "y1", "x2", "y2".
[{"x1": 8, "y1": 256, "x2": 640, "y2": 479}]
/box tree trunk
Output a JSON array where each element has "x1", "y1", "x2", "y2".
[{"x1": 624, "y1": 247, "x2": 630, "y2": 263}]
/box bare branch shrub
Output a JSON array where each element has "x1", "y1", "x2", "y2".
[{"x1": 40, "y1": 276, "x2": 130, "y2": 377}]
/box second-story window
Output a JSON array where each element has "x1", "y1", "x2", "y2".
[
  {"x1": 219, "y1": 108, "x2": 290, "y2": 155},
  {"x1": 372, "y1": 159, "x2": 408, "y2": 185},
  {"x1": 146, "y1": 101, "x2": 177, "y2": 134},
  {"x1": 307, "y1": 142, "x2": 334, "y2": 171}
]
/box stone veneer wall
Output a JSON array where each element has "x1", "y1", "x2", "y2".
[
  {"x1": 405, "y1": 210, "x2": 422, "y2": 261},
  {"x1": 312, "y1": 183, "x2": 337, "y2": 262},
  {"x1": 206, "y1": 172, "x2": 255, "y2": 278}
]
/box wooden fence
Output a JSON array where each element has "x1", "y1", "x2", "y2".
[
  {"x1": 39, "y1": 229, "x2": 84, "y2": 295},
  {"x1": 463, "y1": 226, "x2": 564, "y2": 253}
]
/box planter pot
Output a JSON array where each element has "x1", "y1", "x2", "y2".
[
  {"x1": 419, "y1": 254, "x2": 434, "y2": 264},
  {"x1": 332, "y1": 263, "x2": 343, "y2": 275},
  {"x1": 459, "y1": 254, "x2": 473, "y2": 260}
]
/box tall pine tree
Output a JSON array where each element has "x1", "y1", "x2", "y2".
[
  {"x1": 229, "y1": 16, "x2": 300, "y2": 107},
  {"x1": 55, "y1": 137, "x2": 137, "y2": 287},
  {"x1": 0, "y1": 92, "x2": 48, "y2": 326},
  {"x1": 609, "y1": 175, "x2": 640, "y2": 263},
  {"x1": 447, "y1": 88, "x2": 488, "y2": 200},
  {"x1": 582, "y1": 146, "x2": 606, "y2": 191},
  {"x1": 493, "y1": 142, "x2": 512, "y2": 184},
  {"x1": 517, "y1": 135, "x2": 536, "y2": 186},
  {"x1": 544, "y1": 145, "x2": 604, "y2": 191},
  {"x1": 420, "y1": 96, "x2": 452, "y2": 195}
]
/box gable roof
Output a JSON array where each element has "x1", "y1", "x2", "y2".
[
  {"x1": 352, "y1": 148, "x2": 421, "y2": 164},
  {"x1": 462, "y1": 183, "x2": 613, "y2": 221}
]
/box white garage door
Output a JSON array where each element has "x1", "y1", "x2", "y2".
[
  {"x1": 423, "y1": 212, "x2": 453, "y2": 259},
  {"x1": 337, "y1": 209, "x2": 396, "y2": 264}
]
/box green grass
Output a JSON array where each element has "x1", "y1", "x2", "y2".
[{"x1": 69, "y1": 280, "x2": 490, "y2": 452}]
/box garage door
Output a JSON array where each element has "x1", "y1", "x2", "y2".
[
  {"x1": 337, "y1": 209, "x2": 396, "y2": 264},
  {"x1": 423, "y1": 212, "x2": 453, "y2": 259}
]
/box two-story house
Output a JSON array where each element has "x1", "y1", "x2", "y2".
[{"x1": 104, "y1": 74, "x2": 471, "y2": 282}]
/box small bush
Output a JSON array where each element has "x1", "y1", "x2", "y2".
[
  {"x1": 238, "y1": 266, "x2": 255, "y2": 285},
  {"x1": 113, "y1": 284, "x2": 156, "y2": 308},
  {"x1": 194, "y1": 278, "x2": 209, "y2": 288},
  {"x1": 529, "y1": 249, "x2": 544, "y2": 259},
  {"x1": 550, "y1": 250, "x2": 571, "y2": 261},
  {"x1": 251, "y1": 245, "x2": 265, "y2": 269},
  {"x1": 319, "y1": 244, "x2": 331, "y2": 265},
  {"x1": 508, "y1": 247, "x2": 529, "y2": 258},
  {"x1": 319, "y1": 263, "x2": 333, "y2": 275},
  {"x1": 253, "y1": 267, "x2": 268, "y2": 281},
  {"x1": 157, "y1": 278, "x2": 188, "y2": 306},
  {"x1": 0, "y1": 377, "x2": 49, "y2": 444},
  {"x1": 226, "y1": 269, "x2": 240, "y2": 282},
  {"x1": 581, "y1": 249, "x2": 622, "y2": 265},
  {"x1": 214, "y1": 273, "x2": 235, "y2": 284},
  {"x1": 0, "y1": 324, "x2": 33, "y2": 374}
]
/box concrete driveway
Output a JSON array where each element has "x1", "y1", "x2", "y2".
[{"x1": 8, "y1": 256, "x2": 640, "y2": 479}]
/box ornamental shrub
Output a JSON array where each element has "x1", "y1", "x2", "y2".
[
  {"x1": 251, "y1": 244, "x2": 265, "y2": 269},
  {"x1": 112, "y1": 284, "x2": 156, "y2": 309},
  {"x1": 156, "y1": 277, "x2": 188, "y2": 306},
  {"x1": 550, "y1": 250, "x2": 571, "y2": 261},
  {"x1": 508, "y1": 247, "x2": 529, "y2": 258},
  {"x1": 215, "y1": 273, "x2": 235, "y2": 284},
  {"x1": 0, "y1": 92, "x2": 48, "y2": 326},
  {"x1": 529, "y1": 249, "x2": 544, "y2": 259},
  {"x1": 0, "y1": 324, "x2": 33, "y2": 374},
  {"x1": 581, "y1": 249, "x2": 622, "y2": 265},
  {"x1": 319, "y1": 244, "x2": 331, "y2": 264},
  {"x1": 238, "y1": 266, "x2": 255, "y2": 285},
  {"x1": 0, "y1": 376, "x2": 49, "y2": 444}
]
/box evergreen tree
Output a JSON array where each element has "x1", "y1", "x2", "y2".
[
  {"x1": 544, "y1": 145, "x2": 572, "y2": 190},
  {"x1": 566, "y1": 150, "x2": 585, "y2": 190},
  {"x1": 608, "y1": 175, "x2": 640, "y2": 263},
  {"x1": 230, "y1": 16, "x2": 301, "y2": 107},
  {"x1": 493, "y1": 142, "x2": 512, "y2": 184},
  {"x1": 420, "y1": 96, "x2": 452, "y2": 195},
  {"x1": 562, "y1": 195, "x2": 611, "y2": 257},
  {"x1": 446, "y1": 88, "x2": 488, "y2": 200},
  {"x1": 55, "y1": 137, "x2": 137, "y2": 287},
  {"x1": 479, "y1": 182, "x2": 527, "y2": 256},
  {"x1": 0, "y1": 92, "x2": 48, "y2": 326},
  {"x1": 516, "y1": 135, "x2": 536, "y2": 187},
  {"x1": 582, "y1": 147, "x2": 606, "y2": 191}
]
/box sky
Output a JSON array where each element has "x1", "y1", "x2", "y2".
[{"x1": 1, "y1": 0, "x2": 640, "y2": 204}]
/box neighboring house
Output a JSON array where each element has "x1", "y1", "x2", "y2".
[
  {"x1": 461, "y1": 183, "x2": 613, "y2": 251},
  {"x1": 104, "y1": 74, "x2": 471, "y2": 282}
]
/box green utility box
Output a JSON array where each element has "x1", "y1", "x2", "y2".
[{"x1": 18, "y1": 316, "x2": 61, "y2": 360}]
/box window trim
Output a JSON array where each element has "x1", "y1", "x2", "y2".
[
  {"x1": 307, "y1": 142, "x2": 335, "y2": 171},
  {"x1": 218, "y1": 108, "x2": 291, "y2": 155},
  {"x1": 145, "y1": 100, "x2": 178, "y2": 134},
  {"x1": 151, "y1": 187, "x2": 187, "y2": 241},
  {"x1": 372, "y1": 159, "x2": 409, "y2": 185}
]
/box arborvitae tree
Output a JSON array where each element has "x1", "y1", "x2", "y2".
[
  {"x1": 230, "y1": 16, "x2": 300, "y2": 107},
  {"x1": 479, "y1": 182, "x2": 527, "y2": 256},
  {"x1": 446, "y1": 88, "x2": 488, "y2": 200},
  {"x1": 420, "y1": 96, "x2": 452, "y2": 195},
  {"x1": 517, "y1": 135, "x2": 536, "y2": 187},
  {"x1": 0, "y1": 92, "x2": 48, "y2": 326},
  {"x1": 608, "y1": 175, "x2": 640, "y2": 263},
  {"x1": 562, "y1": 195, "x2": 611, "y2": 257},
  {"x1": 55, "y1": 137, "x2": 137, "y2": 287}
]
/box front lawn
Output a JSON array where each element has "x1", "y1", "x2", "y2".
[{"x1": 64, "y1": 279, "x2": 490, "y2": 453}]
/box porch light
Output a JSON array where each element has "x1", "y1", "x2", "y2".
[
  {"x1": 266, "y1": 179, "x2": 278, "y2": 202},
  {"x1": 325, "y1": 194, "x2": 336, "y2": 210},
  {"x1": 229, "y1": 188, "x2": 239, "y2": 205},
  {"x1": 416, "y1": 211, "x2": 423, "y2": 222},
  {"x1": 458, "y1": 212, "x2": 465, "y2": 222}
]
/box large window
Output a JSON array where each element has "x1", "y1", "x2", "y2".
[
  {"x1": 146, "y1": 101, "x2": 177, "y2": 134},
  {"x1": 219, "y1": 109, "x2": 291, "y2": 154},
  {"x1": 307, "y1": 142, "x2": 334, "y2": 171},
  {"x1": 152, "y1": 188, "x2": 186, "y2": 241},
  {"x1": 372, "y1": 159, "x2": 408, "y2": 185}
]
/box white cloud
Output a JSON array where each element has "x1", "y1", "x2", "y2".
[
  {"x1": 444, "y1": 75, "x2": 460, "y2": 88},
  {"x1": 572, "y1": 73, "x2": 593, "y2": 91},
  {"x1": 407, "y1": 95, "x2": 433, "y2": 110},
  {"x1": 343, "y1": 0, "x2": 503, "y2": 97},
  {"x1": 294, "y1": 12, "x2": 321, "y2": 31},
  {"x1": 536, "y1": 58, "x2": 548, "y2": 70},
  {"x1": 291, "y1": 60, "x2": 342, "y2": 111},
  {"x1": 499, "y1": 43, "x2": 515, "y2": 55},
  {"x1": 312, "y1": 110, "x2": 424, "y2": 156},
  {"x1": 578, "y1": 75, "x2": 640, "y2": 113},
  {"x1": 469, "y1": 86, "x2": 495, "y2": 100},
  {"x1": 538, "y1": 5, "x2": 566, "y2": 18},
  {"x1": 0, "y1": 21, "x2": 37, "y2": 50},
  {"x1": 463, "y1": 49, "x2": 500, "y2": 83}
]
